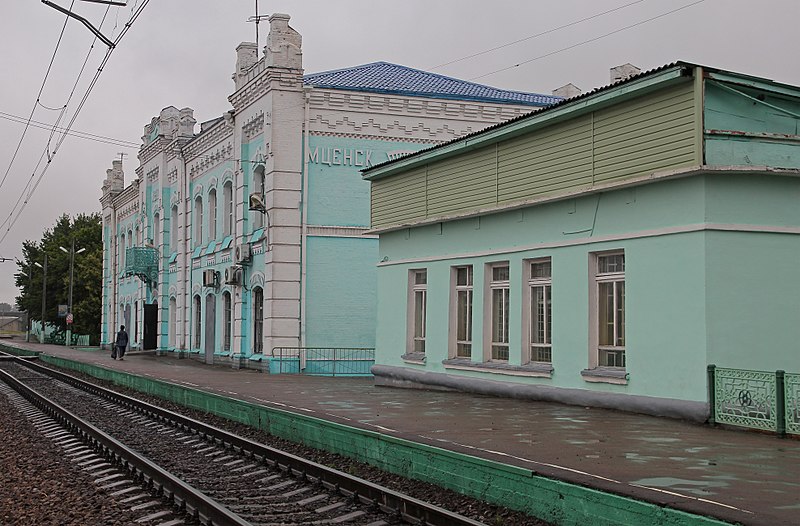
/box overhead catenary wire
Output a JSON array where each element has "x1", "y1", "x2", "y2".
[
  {"x1": 429, "y1": 0, "x2": 649, "y2": 71},
  {"x1": 0, "y1": 111, "x2": 139, "y2": 148},
  {"x1": 0, "y1": 0, "x2": 152, "y2": 247},
  {"x1": 0, "y1": 0, "x2": 76, "y2": 193},
  {"x1": 470, "y1": 0, "x2": 706, "y2": 81}
]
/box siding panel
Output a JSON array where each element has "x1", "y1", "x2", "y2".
[
  {"x1": 371, "y1": 167, "x2": 426, "y2": 228},
  {"x1": 369, "y1": 80, "x2": 700, "y2": 229}
]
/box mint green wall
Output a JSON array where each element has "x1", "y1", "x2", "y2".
[
  {"x1": 376, "y1": 178, "x2": 712, "y2": 401},
  {"x1": 304, "y1": 236, "x2": 378, "y2": 348},
  {"x1": 704, "y1": 81, "x2": 800, "y2": 169},
  {"x1": 702, "y1": 174, "x2": 800, "y2": 372},
  {"x1": 705, "y1": 231, "x2": 800, "y2": 372},
  {"x1": 307, "y1": 136, "x2": 428, "y2": 227}
]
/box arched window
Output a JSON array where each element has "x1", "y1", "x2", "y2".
[
  {"x1": 194, "y1": 196, "x2": 203, "y2": 245},
  {"x1": 208, "y1": 189, "x2": 217, "y2": 242},
  {"x1": 252, "y1": 286, "x2": 263, "y2": 354},
  {"x1": 170, "y1": 205, "x2": 179, "y2": 250},
  {"x1": 252, "y1": 165, "x2": 265, "y2": 229},
  {"x1": 120, "y1": 233, "x2": 126, "y2": 269},
  {"x1": 153, "y1": 213, "x2": 160, "y2": 249},
  {"x1": 193, "y1": 295, "x2": 201, "y2": 349},
  {"x1": 168, "y1": 297, "x2": 177, "y2": 347},
  {"x1": 223, "y1": 291, "x2": 232, "y2": 352},
  {"x1": 223, "y1": 181, "x2": 233, "y2": 236}
]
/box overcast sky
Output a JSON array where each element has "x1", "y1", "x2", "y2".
[{"x1": 0, "y1": 0, "x2": 797, "y2": 305}]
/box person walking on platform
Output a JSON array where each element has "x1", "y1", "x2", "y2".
[{"x1": 113, "y1": 325, "x2": 128, "y2": 360}]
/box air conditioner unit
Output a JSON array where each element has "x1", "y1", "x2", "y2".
[
  {"x1": 224, "y1": 265, "x2": 240, "y2": 285},
  {"x1": 202, "y1": 269, "x2": 217, "y2": 287},
  {"x1": 235, "y1": 243, "x2": 251, "y2": 264}
]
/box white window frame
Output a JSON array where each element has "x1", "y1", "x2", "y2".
[
  {"x1": 591, "y1": 251, "x2": 626, "y2": 369},
  {"x1": 208, "y1": 189, "x2": 217, "y2": 242},
  {"x1": 524, "y1": 258, "x2": 552, "y2": 364},
  {"x1": 170, "y1": 205, "x2": 179, "y2": 250},
  {"x1": 253, "y1": 286, "x2": 264, "y2": 354},
  {"x1": 406, "y1": 269, "x2": 427, "y2": 355},
  {"x1": 223, "y1": 291, "x2": 232, "y2": 352},
  {"x1": 449, "y1": 265, "x2": 473, "y2": 359},
  {"x1": 193, "y1": 295, "x2": 201, "y2": 349},
  {"x1": 194, "y1": 196, "x2": 204, "y2": 246},
  {"x1": 223, "y1": 182, "x2": 233, "y2": 236},
  {"x1": 485, "y1": 263, "x2": 510, "y2": 362}
]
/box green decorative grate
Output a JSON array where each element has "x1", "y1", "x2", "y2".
[
  {"x1": 714, "y1": 367, "x2": 777, "y2": 431},
  {"x1": 786, "y1": 373, "x2": 800, "y2": 435},
  {"x1": 124, "y1": 247, "x2": 159, "y2": 284}
]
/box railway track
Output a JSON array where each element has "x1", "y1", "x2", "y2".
[{"x1": 0, "y1": 355, "x2": 486, "y2": 526}]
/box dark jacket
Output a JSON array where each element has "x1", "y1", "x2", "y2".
[{"x1": 116, "y1": 330, "x2": 129, "y2": 348}]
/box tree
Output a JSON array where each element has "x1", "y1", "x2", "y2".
[{"x1": 15, "y1": 213, "x2": 102, "y2": 341}]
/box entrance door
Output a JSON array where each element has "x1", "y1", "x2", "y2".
[
  {"x1": 143, "y1": 303, "x2": 158, "y2": 350},
  {"x1": 204, "y1": 294, "x2": 216, "y2": 364}
]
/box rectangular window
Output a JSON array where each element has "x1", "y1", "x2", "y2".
[
  {"x1": 529, "y1": 259, "x2": 552, "y2": 363},
  {"x1": 490, "y1": 264, "x2": 510, "y2": 361},
  {"x1": 596, "y1": 253, "x2": 625, "y2": 367},
  {"x1": 410, "y1": 269, "x2": 427, "y2": 354},
  {"x1": 453, "y1": 266, "x2": 473, "y2": 358}
]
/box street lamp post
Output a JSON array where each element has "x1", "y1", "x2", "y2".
[
  {"x1": 60, "y1": 240, "x2": 86, "y2": 347},
  {"x1": 34, "y1": 255, "x2": 47, "y2": 344}
]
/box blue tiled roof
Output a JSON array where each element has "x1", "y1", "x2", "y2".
[{"x1": 303, "y1": 62, "x2": 559, "y2": 107}]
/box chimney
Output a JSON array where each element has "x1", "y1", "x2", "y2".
[
  {"x1": 552, "y1": 83, "x2": 582, "y2": 99},
  {"x1": 103, "y1": 159, "x2": 124, "y2": 196},
  {"x1": 610, "y1": 63, "x2": 641, "y2": 83},
  {"x1": 265, "y1": 13, "x2": 302, "y2": 69},
  {"x1": 232, "y1": 42, "x2": 258, "y2": 89}
]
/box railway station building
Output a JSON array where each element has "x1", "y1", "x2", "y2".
[
  {"x1": 99, "y1": 14, "x2": 559, "y2": 368},
  {"x1": 363, "y1": 62, "x2": 800, "y2": 421}
]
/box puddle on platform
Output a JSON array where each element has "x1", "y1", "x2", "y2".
[{"x1": 631, "y1": 477, "x2": 728, "y2": 496}]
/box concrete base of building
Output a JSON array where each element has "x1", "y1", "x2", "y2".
[{"x1": 372, "y1": 365, "x2": 709, "y2": 423}]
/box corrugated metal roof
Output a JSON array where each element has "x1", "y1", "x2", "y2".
[
  {"x1": 303, "y1": 61, "x2": 560, "y2": 107},
  {"x1": 364, "y1": 61, "x2": 694, "y2": 174}
]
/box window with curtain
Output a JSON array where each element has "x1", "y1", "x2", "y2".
[
  {"x1": 529, "y1": 259, "x2": 552, "y2": 363},
  {"x1": 410, "y1": 270, "x2": 427, "y2": 353},
  {"x1": 490, "y1": 264, "x2": 510, "y2": 361},
  {"x1": 453, "y1": 266, "x2": 472, "y2": 358},
  {"x1": 596, "y1": 252, "x2": 625, "y2": 367}
]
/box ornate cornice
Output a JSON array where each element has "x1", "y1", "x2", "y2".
[
  {"x1": 242, "y1": 112, "x2": 266, "y2": 141},
  {"x1": 309, "y1": 89, "x2": 535, "y2": 124},
  {"x1": 309, "y1": 130, "x2": 439, "y2": 144},
  {"x1": 228, "y1": 67, "x2": 304, "y2": 112},
  {"x1": 188, "y1": 143, "x2": 234, "y2": 179},
  {"x1": 183, "y1": 119, "x2": 233, "y2": 162}
]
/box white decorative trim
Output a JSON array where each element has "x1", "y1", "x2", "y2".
[
  {"x1": 208, "y1": 177, "x2": 218, "y2": 190},
  {"x1": 192, "y1": 283, "x2": 201, "y2": 295},
  {"x1": 249, "y1": 271, "x2": 265, "y2": 288},
  {"x1": 378, "y1": 222, "x2": 800, "y2": 267},
  {"x1": 221, "y1": 169, "x2": 234, "y2": 185},
  {"x1": 306, "y1": 225, "x2": 377, "y2": 238},
  {"x1": 168, "y1": 285, "x2": 177, "y2": 297}
]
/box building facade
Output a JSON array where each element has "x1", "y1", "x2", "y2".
[
  {"x1": 99, "y1": 14, "x2": 558, "y2": 368},
  {"x1": 363, "y1": 63, "x2": 800, "y2": 420}
]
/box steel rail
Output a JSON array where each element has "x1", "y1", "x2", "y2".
[
  {"x1": 12, "y1": 356, "x2": 486, "y2": 526},
  {"x1": 0, "y1": 366, "x2": 253, "y2": 526}
]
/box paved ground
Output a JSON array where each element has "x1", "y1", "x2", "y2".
[{"x1": 2, "y1": 339, "x2": 798, "y2": 525}]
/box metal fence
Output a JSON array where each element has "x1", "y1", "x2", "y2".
[
  {"x1": 270, "y1": 347, "x2": 375, "y2": 376},
  {"x1": 708, "y1": 365, "x2": 798, "y2": 436}
]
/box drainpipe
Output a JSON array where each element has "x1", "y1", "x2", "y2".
[
  {"x1": 110, "y1": 201, "x2": 118, "y2": 348},
  {"x1": 299, "y1": 86, "x2": 312, "y2": 348},
  {"x1": 179, "y1": 146, "x2": 190, "y2": 350}
]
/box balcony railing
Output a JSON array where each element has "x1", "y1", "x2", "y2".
[{"x1": 124, "y1": 247, "x2": 159, "y2": 284}]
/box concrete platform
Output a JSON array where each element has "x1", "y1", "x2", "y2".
[{"x1": 2, "y1": 339, "x2": 798, "y2": 525}]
